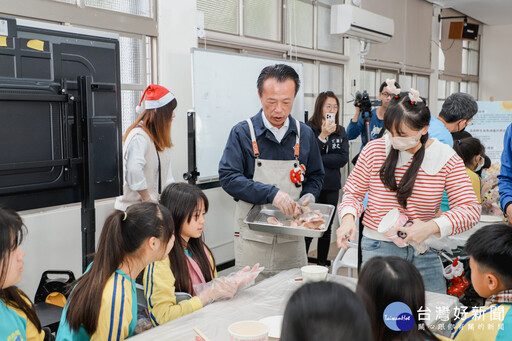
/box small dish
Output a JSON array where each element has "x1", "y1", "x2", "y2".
[{"x1": 258, "y1": 315, "x2": 283, "y2": 339}]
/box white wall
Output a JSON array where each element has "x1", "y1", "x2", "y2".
[
  {"x1": 18, "y1": 199, "x2": 114, "y2": 299},
  {"x1": 479, "y1": 24, "x2": 512, "y2": 101}
]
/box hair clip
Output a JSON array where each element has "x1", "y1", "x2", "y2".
[
  {"x1": 123, "y1": 211, "x2": 128, "y2": 221},
  {"x1": 408, "y1": 88, "x2": 423, "y2": 105},
  {"x1": 324, "y1": 90, "x2": 328, "y2": 94},
  {"x1": 386, "y1": 78, "x2": 401, "y2": 96}
]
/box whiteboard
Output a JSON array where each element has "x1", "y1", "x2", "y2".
[{"x1": 192, "y1": 49, "x2": 304, "y2": 182}]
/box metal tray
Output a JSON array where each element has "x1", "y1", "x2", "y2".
[{"x1": 243, "y1": 203, "x2": 335, "y2": 238}]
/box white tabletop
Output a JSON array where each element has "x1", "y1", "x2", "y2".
[
  {"x1": 130, "y1": 269, "x2": 461, "y2": 340},
  {"x1": 449, "y1": 220, "x2": 500, "y2": 247}
]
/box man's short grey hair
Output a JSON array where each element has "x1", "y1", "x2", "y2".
[{"x1": 439, "y1": 92, "x2": 478, "y2": 123}]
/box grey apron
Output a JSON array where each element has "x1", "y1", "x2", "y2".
[{"x1": 233, "y1": 119, "x2": 307, "y2": 280}]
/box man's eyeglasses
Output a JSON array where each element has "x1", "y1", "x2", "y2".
[{"x1": 381, "y1": 92, "x2": 393, "y2": 98}]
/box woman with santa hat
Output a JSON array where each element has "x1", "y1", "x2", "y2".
[{"x1": 115, "y1": 84, "x2": 177, "y2": 210}]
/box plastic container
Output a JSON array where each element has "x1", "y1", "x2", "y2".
[
  {"x1": 301, "y1": 265, "x2": 328, "y2": 283},
  {"x1": 378, "y1": 208, "x2": 412, "y2": 247},
  {"x1": 228, "y1": 321, "x2": 269, "y2": 341}
]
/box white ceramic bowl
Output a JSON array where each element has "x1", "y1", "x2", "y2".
[
  {"x1": 228, "y1": 320, "x2": 269, "y2": 341},
  {"x1": 301, "y1": 265, "x2": 328, "y2": 283}
]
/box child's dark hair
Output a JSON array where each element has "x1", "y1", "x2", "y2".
[
  {"x1": 159, "y1": 182, "x2": 215, "y2": 294},
  {"x1": 356, "y1": 256, "x2": 439, "y2": 341},
  {"x1": 379, "y1": 92, "x2": 431, "y2": 208},
  {"x1": 0, "y1": 205, "x2": 42, "y2": 332},
  {"x1": 308, "y1": 90, "x2": 341, "y2": 134},
  {"x1": 465, "y1": 223, "x2": 512, "y2": 288},
  {"x1": 65, "y1": 202, "x2": 173, "y2": 334},
  {"x1": 281, "y1": 281, "x2": 372, "y2": 341},
  {"x1": 453, "y1": 137, "x2": 485, "y2": 169}
]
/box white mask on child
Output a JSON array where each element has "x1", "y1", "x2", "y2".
[
  {"x1": 390, "y1": 132, "x2": 422, "y2": 151},
  {"x1": 474, "y1": 157, "x2": 484, "y2": 172}
]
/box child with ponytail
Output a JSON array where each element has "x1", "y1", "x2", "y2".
[
  {"x1": 144, "y1": 182, "x2": 261, "y2": 325},
  {"x1": 0, "y1": 205, "x2": 45, "y2": 341},
  {"x1": 56, "y1": 202, "x2": 174, "y2": 340}
]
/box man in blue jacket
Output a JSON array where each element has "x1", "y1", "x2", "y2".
[
  {"x1": 499, "y1": 123, "x2": 512, "y2": 224},
  {"x1": 219, "y1": 64, "x2": 324, "y2": 279}
]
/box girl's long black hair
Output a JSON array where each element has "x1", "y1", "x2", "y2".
[
  {"x1": 357, "y1": 256, "x2": 440, "y2": 341},
  {"x1": 160, "y1": 183, "x2": 215, "y2": 294},
  {"x1": 65, "y1": 202, "x2": 173, "y2": 334},
  {"x1": 379, "y1": 92, "x2": 431, "y2": 208}
]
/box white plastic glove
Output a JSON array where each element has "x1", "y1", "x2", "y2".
[
  {"x1": 272, "y1": 190, "x2": 297, "y2": 216},
  {"x1": 194, "y1": 276, "x2": 237, "y2": 306},
  {"x1": 298, "y1": 193, "x2": 315, "y2": 206},
  {"x1": 228, "y1": 264, "x2": 264, "y2": 290}
]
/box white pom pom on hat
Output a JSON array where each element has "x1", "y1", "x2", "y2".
[{"x1": 135, "y1": 84, "x2": 175, "y2": 114}]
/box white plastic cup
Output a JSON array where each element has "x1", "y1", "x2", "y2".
[
  {"x1": 378, "y1": 208, "x2": 411, "y2": 247},
  {"x1": 228, "y1": 321, "x2": 269, "y2": 341},
  {"x1": 301, "y1": 265, "x2": 328, "y2": 283}
]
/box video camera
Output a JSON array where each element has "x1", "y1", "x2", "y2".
[{"x1": 354, "y1": 90, "x2": 382, "y2": 121}]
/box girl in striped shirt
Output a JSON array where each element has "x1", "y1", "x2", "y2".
[
  {"x1": 56, "y1": 202, "x2": 175, "y2": 341},
  {"x1": 337, "y1": 90, "x2": 480, "y2": 293}
]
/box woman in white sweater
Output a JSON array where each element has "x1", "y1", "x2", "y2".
[{"x1": 115, "y1": 84, "x2": 177, "y2": 210}]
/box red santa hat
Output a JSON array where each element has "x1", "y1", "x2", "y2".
[{"x1": 136, "y1": 84, "x2": 175, "y2": 114}]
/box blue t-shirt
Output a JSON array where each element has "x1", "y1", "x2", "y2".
[
  {"x1": 346, "y1": 108, "x2": 383, "y2": 149},
  {"x1": 428, "y1": 116, "x2": 453, "y2": 147},
  {"x1": 0, "y1": 296, "x2": 44, "y2": 341}
]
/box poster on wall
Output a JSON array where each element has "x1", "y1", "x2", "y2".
[
  {"x1": 466, "y1": 101, "x2": 512, "y2": 164},
  {"x1": 465, "y1": 101, "x2": 512, "y2": 218}
]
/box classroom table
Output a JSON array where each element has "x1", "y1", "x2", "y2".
[
  {"x1": 449, "y1": 220, "x2": 502, "y2": 247},
  {"x1": 130, "y1": 268, "x2": 461, "y2": 340}
]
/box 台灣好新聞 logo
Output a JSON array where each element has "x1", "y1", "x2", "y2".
[{"x1": 383, "y1": 302, "x2": 415, "y2": 331}]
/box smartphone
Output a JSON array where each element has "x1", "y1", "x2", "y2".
[{"x1": 326, "y1": 113, "x2": 335, "y2": 124}]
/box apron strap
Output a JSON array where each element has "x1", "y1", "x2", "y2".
[
  {"x1": 294, "y1": 119, "x2": 300, "y2": 159},
  {"x1": 246, "y1": 118, "x2": 260, "y2": 157}
]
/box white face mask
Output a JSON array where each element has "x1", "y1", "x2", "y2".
[
  {"x1": 390, "y1": 132, "x2": 422, "y2": 151},
  {"x1": 474, "y1": 157, "x2": 484, "y2": 172}
]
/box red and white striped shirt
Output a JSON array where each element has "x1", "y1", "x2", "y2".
[{"x1": 338, "y1": 136, "x2": 481, "y2": 240}]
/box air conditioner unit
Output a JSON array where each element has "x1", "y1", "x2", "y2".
[{"x1": 331, "y1": 4, "x2": 394, "y2": 44}]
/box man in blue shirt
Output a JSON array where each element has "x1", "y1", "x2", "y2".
[
  {"x1": 429, "y1": 92, "x2": 479, "y2": 148},
  {"x1": 347, "y1": 80, "x2": 400, "y2": 149},
  {"x1": 219, "y1": 64, "x2": 324, "y2": 279}
]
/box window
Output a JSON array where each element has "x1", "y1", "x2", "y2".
[
  {"x1": 243, "y1": 0, "x2": 281, "y2": 41},
  {"x1": 84, "y1": 0, "x2": 153, "y2": 18},
  {"x1": 197, "y1": 0, "x2": 239, "y2": 34},
  {"x1": 286, "y1": 0, "x2": 314, "y2": 48},
  {"x1": 119, "y1": 35, "x2": 152, "y2": 133},
  {"x1": 317, "y1": 1, "x2": 343, "y2": 53},
  {"x1": 360, "y1": 69, "x2": 376, "y2": 97},
  {"x1": 462, "y1": 39, "x2": 479, "y2": 76}
]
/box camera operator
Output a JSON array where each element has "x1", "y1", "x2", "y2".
[{"x1": 347, "y1": 80, "x2": 401, "y2": 151}]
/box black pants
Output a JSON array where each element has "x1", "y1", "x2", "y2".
[{"x1": 305, "y1": 190, "x2": 339, "y2": 266}]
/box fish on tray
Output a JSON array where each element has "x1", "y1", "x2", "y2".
[{"x1": 266, "y1": 205, "x2": 326, "y2": 230}]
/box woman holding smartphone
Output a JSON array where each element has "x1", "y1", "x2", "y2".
[{"x1": 306, "y1": 91, "x2": 349, "y2": 266}]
